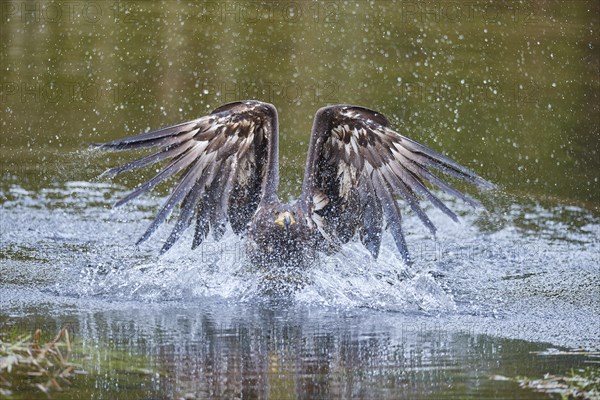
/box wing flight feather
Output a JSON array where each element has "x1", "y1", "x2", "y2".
[
  {"x1": 300, "y1": 105, "x2": 495, "y2": 265},
  {"x1": 93, "y1": 100, "x2": 279, "y2": 252}
]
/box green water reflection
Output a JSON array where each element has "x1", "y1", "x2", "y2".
[
  {"x1": 1, "y1": 304, "x2": 592, "y2": 400},
  {"x1": 1, "y1": 1, "x2": 598, "y2": 207}
]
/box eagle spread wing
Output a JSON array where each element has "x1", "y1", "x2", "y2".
[
  {"x1": 299, "y1": 105, "x2": 495, "y2": 265},
  {"x1": 93, "y1": 100, "x2": 279, "y2": 254},
  {"x1": 95, "y1": 100, "x2": 494, "y2": 266}
]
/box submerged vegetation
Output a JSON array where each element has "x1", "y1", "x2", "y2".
[
  {"x1": 493, "y1": 366, "x2": 600, "y2": 400},
  {"x1": 0, "y1": 328, "x2": 81, "y2": 398}
]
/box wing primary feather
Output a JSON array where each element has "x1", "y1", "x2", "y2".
[
  {"x1": 373, "y1": 171, "x2": 412, "y2": 266},
  {"x1": 398, "y1": 134, "x2": 481, "y2": 177},
  {"x1": 136, "y1": 152, "x2": 209, "y2": 245},
  {"x1": 358, "y1": 177, "x2": 382, "y2": 258},
  {"x1": 396, "y1": 140, "x2": 495, "y2": 190},
  {"x1": 211, "y1": 142, "x2": 253, "y2": 239},
  {"x1": 388, "y1": 161, "x2": 459, "y2": 223},
  {"x1": 101, "y1": 142, "x2": 194, "y2": 178},
  {"x1": 208, "y1": 160, "x2": 235, "y2": 241},
  {"x1": 91, "y1": 120, "x2": 200, "y2": 150},
  {"x1": 192, "y1": 198, "x2": 211, "y2": 249},
  {"x1": 215, "y1": 158, "x2": 240, "y2": 236},
  {"x1": 380, "y1": 167, "x2": 437, "y2": 235},
  {"x1": 393, "y1": 154, "x2": 467, "y2": 217},
  {"x1": 159, "y1": 178, "x2": 205, "y2": 254},
  {"x1": 114, "y1": 145, "x2": 202, "y2": 207}
]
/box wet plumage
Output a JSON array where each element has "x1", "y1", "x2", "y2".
[{"x1": 94, "y1": 100, "x2": 495, "y2": 271}]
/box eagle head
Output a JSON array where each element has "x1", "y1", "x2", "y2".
[{"x1": 274, "y1": 210, "x2": 296, "y2": 229}]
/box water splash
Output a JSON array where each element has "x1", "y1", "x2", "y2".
[
  {"x1": 2, "y1": 180, "x2": 599, "y2": 349},
  {"x1": 2, "y1": 181, "x2": 458, "y2": 311}
]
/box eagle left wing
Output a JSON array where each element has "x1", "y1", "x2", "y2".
[
  {"x1": 92, "y1": 100, "x2": 279, "y2": 254},
  {"x1": 299, "y1": 105, "x2": 495, "y2": 265}
]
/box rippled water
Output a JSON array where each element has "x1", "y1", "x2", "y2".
[{"x1": 1, "y1": 177, "x2": 598, "y2": 398}]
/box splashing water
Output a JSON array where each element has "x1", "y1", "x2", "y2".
[{"x1": 1, "y1": 180, "x2": 598, "y2": 348}]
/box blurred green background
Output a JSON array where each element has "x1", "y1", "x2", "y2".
[{"x1": 1, "y1": 0, "x2": 598, "y2": 208}]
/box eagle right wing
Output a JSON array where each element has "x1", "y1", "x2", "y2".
[
  {"x1": 93, "y1": 100, "x2": 279, "y2": 254},
  {"x1": 299, "y1": 105, "x2": 495, "y2": 265}
]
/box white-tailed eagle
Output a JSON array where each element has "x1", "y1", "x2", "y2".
[{"x1": 94, "y1": 100, "x2": 494, "y2": 269}]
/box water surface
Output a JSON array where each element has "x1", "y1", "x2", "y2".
[{"x1": 1, "y1": 1, "x2": 599, "y2": 399}]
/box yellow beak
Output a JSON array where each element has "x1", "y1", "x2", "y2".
[{"x1": 275, "y1": 211, "x2": 295, "y2": 228}]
